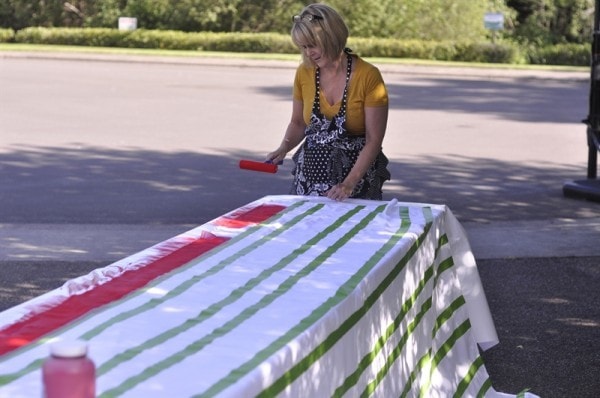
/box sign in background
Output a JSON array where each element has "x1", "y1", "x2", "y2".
[
  {"x1": 484, "y1": 13, "x2": 504, "y2": 31},
  {"x1": 118, "y1": 17, "x2": 137, "y2": 31}
]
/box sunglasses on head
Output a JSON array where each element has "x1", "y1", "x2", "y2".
[{"x1": 292, "y1": 14, "x2": 323, "y2": 23}]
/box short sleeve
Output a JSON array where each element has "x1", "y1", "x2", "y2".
[
  {"x1": 292, "y1": 65, "x2": 317, "y2": 125},
  {"x1": 364, "y1": 67, "x2": 388, "y2": 107},
  {"x1": 293, "y1": 67, "x2": 304, "y2": 101}
]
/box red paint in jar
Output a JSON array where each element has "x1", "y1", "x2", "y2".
[{"x1": 42, "y1": 340, "x2": 95, "y2": 398}]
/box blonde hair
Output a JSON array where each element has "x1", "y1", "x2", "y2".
[{"x1": 291, "y1": 4, "x2": 349, "y2": 67}]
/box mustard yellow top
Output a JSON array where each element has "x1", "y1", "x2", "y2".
[{"x1": 293, "y1": 56, "x2": 388, "y2": 135}]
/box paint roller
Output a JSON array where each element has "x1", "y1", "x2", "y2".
[{"x1": 239, "y1": 159, "x2": 282, "y2": 173}]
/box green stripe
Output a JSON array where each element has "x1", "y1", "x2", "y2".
[
  {"x1": 356, "y1": 234, "x2": 456, "y2": 397},
  {"x1": 431, "y1": 234, "x2": 450, "y2": 285},
  {"x1": 253, "y1": 207, "x2": 435, "y2": 398},
  {"x1": 436, "y1": 254, "x2": 454, "y2": 276},
  {"x1": 517, "y1": 388, "x2": 532, "y2": 398},
  {"x1": 419, "y1": 319, "x2": 472, "y2": 397},
  {"x1": 0, "y1": 358, "x2": 44, "y2": 386},
  {"x1": 400, "y1": 295, "x2": 468, "y2": 398},
  {"x1": 432, "y1": 254, "x2": 454, "y2": 292},
  {"x1": 400, "y1": 350, "x2": 432, "y2": 398},
  {"x1": 0, "y1": 200, "x2": 310, "y2": 385},
  {"x1": 476, "y1": 377, "x2": 493, "y2": 398},
  {"x1": 334, "y1": 281, "x2": 433, "y2": 397},
  {"x1": 99, "y1": 204, "x2": 381, "y2": 397},
  {"x1": 453, "y1": 355, "x2": 485, "y2": 398},
  {"x1": 438, "y1": 234, "x2": 449, "y2": 247},
  {"x1": 356, "y1": 296, "x2": 433, "y2": 398},
  {"x1": 433, "y1": 234, "x2": 449, "y2": 260},
  {"x1": 84, "y1": 201, "x2": 316, "y2": 341},
  {"x1": 421, "y1": 206, "x2": 433, "y2": 225},
  {"x1": 432, "y1": 295, "x2": 466, "y2": 338},
  {"x1": 198, "y1": 206, "x2": 413, "y2": 398},
  {"x1": 97, "y1": 203, "x2": 360, "y2": 377}
]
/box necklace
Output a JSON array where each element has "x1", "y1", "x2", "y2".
[{"x1": 312, "y1": 52, "x2": 353, "y2": 117}]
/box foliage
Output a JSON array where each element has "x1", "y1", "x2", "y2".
[
  {"x1": 326, "y1": 0, "x2": 490, "y2": 41},
  {"x1": 13, "y1": 27, "x2": 298, "y2": 52},
  {"x1": 0, "y1": 0, "x2": 596, "y2": 66},
  {"x1": 86, "y1": 0, "x2": 126, "y2": 27},
  {"x1": 0, "y1": 27, "x2": 12, "y2": 41},
  {"x1": 233, "y1": 1, "x2": 306, "y2": 33},
  {"x1": 347, "y1": 37, "x2": 522, "y2": 63},
  {"x1": 527, "y1": 42, "x2": 590, "y2": 65},
  {"x1": 507, "y1": 0, "x2": 594, "y2": 45},
  {"x1": 1, "y1": 0, "x2": 593, "y2": 45},
  {"x1": 11, "y1": 26, "x2": 527, "y2": 64},
  {"x1": 454, "y1": 41, "x2": 524, "y2": 63}
]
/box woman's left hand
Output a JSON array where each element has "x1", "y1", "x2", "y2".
[{"x1": 326, "y1": 182, "x2": 354, "y2": 201}]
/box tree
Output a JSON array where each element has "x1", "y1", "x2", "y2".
[
  {"x1": 329, "y1": 0, "x2": 490, "y2": 41},
  {"x1": 122, "y1": 0, "x2": 171, "y2": 30},
  {"x1": 0, "y1": 0, "x2": 62, "y2": 30},
  {"x1": 166, "y1": 0, "x2": 241, "y2": 32},
  {"x1": 0, "y1": 0, "x2": 594, "y2": 46},
  {"x1": 507, "y1": 0, "x2": 594, "y2": 44},
  {"x1": 234, "y1": 0, "x2": 306, "y2": 33},
  {"x1": 85, "y1": 0, "x2": 127, "y2": 28}
]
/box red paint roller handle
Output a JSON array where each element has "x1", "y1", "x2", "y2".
[{"x1": 239, "y1": 159, "x2": 278, "y2": 173}]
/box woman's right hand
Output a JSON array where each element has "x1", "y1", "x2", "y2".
[{"x1": 266, "y1": 145, "x2": 288, "y2": 164}]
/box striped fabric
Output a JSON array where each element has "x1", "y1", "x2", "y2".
[{"x1": 0, "y1": 196, "x2": 528, "y2": 397}]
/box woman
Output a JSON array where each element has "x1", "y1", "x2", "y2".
[{"x1": 267, "y1": 3, "x2": 390, "y2": 201}]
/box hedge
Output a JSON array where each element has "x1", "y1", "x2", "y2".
[
  {"x1": 0, "y1": 28, "x2": 14, "y2": 42},
  {"x1": 2, "y1": 27, "x2": 591, "y2": 66},
  {"x1": 13, "y1": 27, "x2": 298, "y2": 53},
  {"x1": 527, "y1": 43, "x2": 590, "y2": 66}
]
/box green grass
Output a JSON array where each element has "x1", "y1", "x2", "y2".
[
  {"x1": 0, "y1": 42, "x2": 589, "y2": 73},
  {"x1": 0, "y1": 43, "x2": 299, "y2": 60}
]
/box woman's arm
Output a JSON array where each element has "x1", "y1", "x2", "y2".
[
  {"x1": 327, "y1": 104, "x2": 388, "y2": 200},
  {"x1": 267, "y1": 99, "x2": 306, "y2": 164}
]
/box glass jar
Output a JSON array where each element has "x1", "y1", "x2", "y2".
[{"x1": 42, "y1": 340, "x2": 96, "y2": 398}]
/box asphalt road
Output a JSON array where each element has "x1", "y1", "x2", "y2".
[{"x1": 0, "y1": 51, "x2": 599, "y2": 397}]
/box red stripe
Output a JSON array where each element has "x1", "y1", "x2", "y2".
[
  {"x1": 0, "y1": 204, "x2": 286, "y2": 357},
  {"x1": 214, "y1": 203, "x2": 287, "y2": 228}
]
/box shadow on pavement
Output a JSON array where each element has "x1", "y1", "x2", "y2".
[
  {"x1": 384, "y1": 154, "x2": 599, "y2": 222},
  {"x1": 479, "y1": 257, "x2": 600, "y2": 398},
  {"x1": 259, "y1": 75, "x2": 588, "y2": 124},
  {"x1": 388, "y1": 76, "x2": 587, "y2": 124},
  {"x1": 0, "y1": 145, "x2": 597, "y2": 224},
  {"x1": 0, "y1": 261, "x2": 108, "y2": 311}
]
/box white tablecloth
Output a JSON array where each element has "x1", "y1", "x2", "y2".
[{"x1": 0, "y1": 196, "x2": 535, "y2": 397}]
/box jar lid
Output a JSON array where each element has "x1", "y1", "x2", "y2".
[{"x1": 49, "y1": 340, "x2": 88, "y2": 358}]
